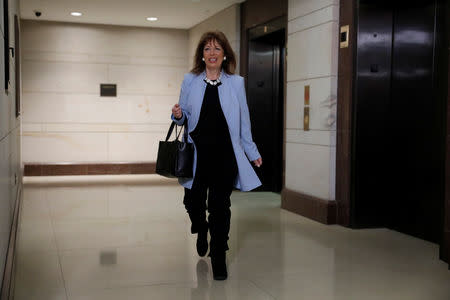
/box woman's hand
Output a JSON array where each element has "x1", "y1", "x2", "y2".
[
  {"x1": 172, "y1": 104, "x2": 182, "y2": 119},
  {"x1": 253, "y1": 157, "x2": 262, "y2": 167}
]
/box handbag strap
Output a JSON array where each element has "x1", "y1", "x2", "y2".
[
  {"x1": 165, "y1": 121, "x2": 186, "y2": 142},
  {"x1": 183, "y1": 119, "x2": 189, "y2": 143}
]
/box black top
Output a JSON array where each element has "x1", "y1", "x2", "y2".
[{"x1": 190, "y1": 81, "x2": 232, "y2": 149}]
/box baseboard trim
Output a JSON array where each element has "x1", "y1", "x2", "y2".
[
  {"x1": 24, "y1": 162, "x2": 156, "y2": 176},
  {"x1": 281, "y1": 188, "x2": 336, "y2": 224},
  {"x1": 1, "y1": 182, "x2": 22, "y2": 300}
]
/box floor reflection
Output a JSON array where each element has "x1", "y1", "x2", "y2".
[
  {"x1": 191, "y1": 260, "x2": 209, "y2": 300},
  {"x1": 12, "y1": 175, "x2": 450, "y2": 300}
]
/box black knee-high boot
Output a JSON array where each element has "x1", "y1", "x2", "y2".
[
  {"x1": 207, "y1": 174, "x2": 234, "y2": 280},
  {"x1": 183, "y1": 186, "x2": 208, "y2": 256},
  {"x1": 183, "y1": 187, "x2": 207, "y2": 234}
]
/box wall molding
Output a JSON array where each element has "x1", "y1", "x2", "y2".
[
  {"x1": 281, "y1": 188, "x2": 336, "y2": 224},
  {"x1": 24, "y1": 162, "x2": 156, "y2": 176},
  {"x1": 0, "y1": 182, "x2": 22, "y2": 300}
]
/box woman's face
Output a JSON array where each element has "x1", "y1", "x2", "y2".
[{"x1": 203, "y1": 39, "x2": 225, "y2": 70}]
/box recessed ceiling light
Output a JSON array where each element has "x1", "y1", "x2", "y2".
[
  {"x1": 71, "y1": 12, "x2": 82, "y2": 17},
  {"x1": 146, "y1": 17, "x2": 158, "y2": 21}
]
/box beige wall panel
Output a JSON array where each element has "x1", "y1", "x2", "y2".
[
  {"x1": 0, "y1": 137, "x2": 12, "y2": 270},
  {"x1": 286, "y1": 129, "x2": 335, "y2": 146},
  {"x1": 23, "y1": 51, "x2": 188, "y2": 67},
  {"x1": 285, "y1": 0, "x2": 339, "y2": 201},
  {"x1": 1, "y1": 0, "x2": 22, "y2": 287},
  {"x1": 286, "y1": 77, "x2": 337, "y2": 130},
  {"x1": 146, "y1": 29, "x2": 189, "y2": 58},
  {"x1": 0, "y1": 165, "x2": 10, "y2": 282},
  {"x1": 22, "y1": 61, "x2": 108, "y2": 93},
  {"x1": 22, "y1": 123, "x2": 43, "y2": 133},
  {"x1": 107, "y1": 124, "x2": 168, "y2": 133},
  {"x1": 23, "y1": 93, "x2": 141, "y2": 124},
  {"x1": 22, "y1": 132, "x2": 108, "y2": 163},
  {"x1": 287, "y1": 22, "x2": 338, "y2": 81},
  {"x1": 108, "y1": 132, "x2": 162, "y2": 162},
  {"x1": 285, "y1": 142, "x2": 334, "y2": 200},
  {"x1": 0, "y1": 99, "x2": 8, "y2": 141},
  {"x1": 288, "y1": 0, "x2": 338, "y2": 20},
  {"x1": 130, "y1": 56, "x2": 187, "y2": 68},
  {"x1": 43, "y1": 124, "x2": 111, "y2": 133},
  {"x1": 22, "y1": 21, "x2": 188, "y2": 58},
  {"x1": 0, "y1": 135, "x2": 10, "y2": 203},
  {"x1": 23, "y1": 51, "x2": 127, "y2": 65},
  {"x1": 38, "y1": 123, "x2": 168, "y2": 134},
  {"x1": 0, "y1": 137, "x2": 11, "y2": 226},
  {"x1": 288, "y1": 5, "x2": 338, "y2": 34},
  {"x1": 0, "y1": 38, "x2": 6, "y2": 139},
  {"x1": 23, "y1": 93, "x2": 177, "y2": 125},
  {"x1": 9, "y1": 127, "x2": 20, "y2": 198},
  {"x1": 0, "y1": 0, "x2": 3, "y2": 34},
  {"x1": 21, "y1": 20, "x2": 189, "y2": 163},
  {"x1": 9, "y1": 58, "x2": 18, "y2": 130},
  {"x1": 108, "y1": 64, "x2": 184, "y2": 95},
  {"x1": 143, "y1": 95, "x2": 179, "y2": 124}
]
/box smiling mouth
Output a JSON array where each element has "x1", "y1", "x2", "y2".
[{"x1": 208, "y1": 58, "x2": 217, "y2": 63}]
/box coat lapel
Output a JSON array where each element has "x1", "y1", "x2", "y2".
[
  {"x1": 189, "y1": 73, "x2": 207, "y2": 132},
  {"x1": 218, "y1": 73, "x2": 233, "y2": 123}
]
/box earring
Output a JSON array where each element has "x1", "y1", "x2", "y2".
[
  {"x1": 202, "y1": 58, "x2": 205, "y2": 61},
  {"x1": 224, "y1": 56, "x2": 227, "y2": 61}
]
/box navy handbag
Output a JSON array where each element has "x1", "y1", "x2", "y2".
[{"x1": 156, "y1": 121, "x2": 194, "y2": 178}]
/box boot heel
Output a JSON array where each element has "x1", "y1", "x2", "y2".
[{"x1": 211, "y1": 252, "x2": 227, "y2": 280}]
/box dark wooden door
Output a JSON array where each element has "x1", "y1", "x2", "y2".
[
  {"x1": 388, "y1": 2, "x2": 443, "y2": 243},
  {"x1": 247, "y1": 30, "x2": 284, "y2": 192}
]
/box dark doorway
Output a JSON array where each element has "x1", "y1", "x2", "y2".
[
  {"x1": 352, "y1": 0, "x2": 446, "y2": 244},
  {"x1": 247, "y1": 20, "x2": 285, "y2": 192}
]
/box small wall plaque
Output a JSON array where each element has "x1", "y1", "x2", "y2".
[
  {"x1": 304, "y1": 107, "x2": 310, "y2": 131},
  {"x1": 304, "y1": 85, "x2": 310, "y2": 106},
  {"x1": 100, "y1": 84, "x2": 117, "y2": 97},
  {"x1": 340, "y1": 25, "x2": 349, "y2": 48}
]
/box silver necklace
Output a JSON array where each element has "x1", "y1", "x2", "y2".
[{"x1": 204, "y1": 73, "x2": 222, "y2": 86}]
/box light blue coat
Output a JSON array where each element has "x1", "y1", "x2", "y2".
[{"x1": 171, "y1": 72, "x2": 262, "y2": 191}]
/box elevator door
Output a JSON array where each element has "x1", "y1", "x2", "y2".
[
  {"x1": 353, "y1": 4, "x2": 393, "y2": 228},
  {"x1": 353, "y1": 1, "x2": 444, "y2": 243},
  {"x1": 247, "y1": 30, "x2": 284, "y2": 192},
  {"x1": 388, "y1": 3, "x2": 442, "y2": 242}
]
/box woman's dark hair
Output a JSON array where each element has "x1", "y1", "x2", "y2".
[{"x1": 191, "y1": 31, "x2": 236, "y2": 75}]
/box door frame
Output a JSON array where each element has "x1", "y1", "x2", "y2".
[
  {"x1": 240, "y1": 0, "x2": 288, "y2": 189},
  {"x1": 247, "y1": 24, "x2": 285, "y2": 192},
  {"x1": 442, "y1": 0, "x2": 450, "y2": 268}
]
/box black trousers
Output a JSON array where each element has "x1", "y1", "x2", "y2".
[{"x1": 183, "y1": 140, "x2": 237, "y2": 255}]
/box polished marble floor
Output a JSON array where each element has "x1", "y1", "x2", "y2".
[{"x1": 15, "y1": 175, "x2": 450, "y2": 300}]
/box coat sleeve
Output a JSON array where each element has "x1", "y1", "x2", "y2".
[
  {"x1": 171, "y1": 74, "x2": 193, "y2": 125},
  {"x1": 236, "y1": 76, "x2": 261, "y2": 162}
]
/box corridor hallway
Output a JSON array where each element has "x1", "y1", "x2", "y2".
[{"x1": 14, "y1": 175, "x2": 450, "y2": 300}]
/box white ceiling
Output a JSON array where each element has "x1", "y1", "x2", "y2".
[{"x1": 20, "y1": 0, "x2": 245, "y2": 29}]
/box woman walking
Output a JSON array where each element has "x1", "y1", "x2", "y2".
[{"x1": 171, "y1": 31, "x2": 262, "y2": 280}]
